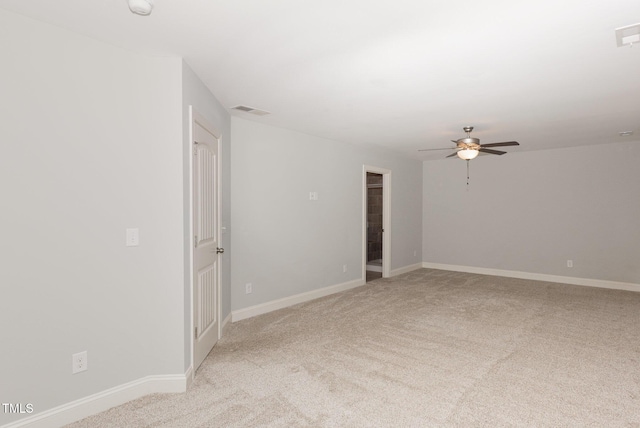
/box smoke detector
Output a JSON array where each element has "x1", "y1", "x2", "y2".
[{"x1": 128, "y1": 0, "x2": 153, "y2": 16}]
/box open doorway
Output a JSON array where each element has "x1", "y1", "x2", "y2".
[
  {"x1": 363, "y1": 165, "x2": 391, "y2": 282},
  {"x1": 366, "y1": 173, "x2": 383, "y2": 281}
]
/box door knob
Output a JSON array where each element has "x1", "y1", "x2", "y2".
[{"x1": 216, "y1": 247, "x2": 225, "y2": 254}]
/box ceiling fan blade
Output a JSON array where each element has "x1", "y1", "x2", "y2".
[
  {"x1": 418, "y1": 147, "x2": 455, "y2": 152},
  {"x1": 480, "y1": 141, "x2": 519, "y2": 148},
  {"x1": 446, "y1": 152, "x2": 459, "y2": 158},
  {"x1": 479, "y1": 148, "x2": 507, "y2": 155}
]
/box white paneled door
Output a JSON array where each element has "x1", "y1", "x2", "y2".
[{"x1": 192, "y1": 109, "x2": 222, "y2": 371}]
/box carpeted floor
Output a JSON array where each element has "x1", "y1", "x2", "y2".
[{"x1": 68, "y1": 268, "x2": 640, "y2": 427}]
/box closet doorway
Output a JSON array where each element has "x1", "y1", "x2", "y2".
[{"x1": 363, "y1": 166, "x2": 391, "y2": 282}]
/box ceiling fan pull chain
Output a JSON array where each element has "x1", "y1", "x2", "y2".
[{"x1": 466, "y1": 160, "x2": 470, "y2": 187}]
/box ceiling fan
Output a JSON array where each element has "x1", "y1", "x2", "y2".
[{"x1": 419, "y1": 126, "x2": 519, "y2": 160}]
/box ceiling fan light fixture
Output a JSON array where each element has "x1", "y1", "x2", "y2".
[
  {"x1": 128, "y1": 0, "x2": 153, "y2": 16},
  {"x1": 457, "y1": 149, "x2": 479, "y2": 160}
]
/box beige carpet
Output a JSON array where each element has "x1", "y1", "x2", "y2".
[{"x1": 68, "y1": 269, "x2": 640, "y2": 427}]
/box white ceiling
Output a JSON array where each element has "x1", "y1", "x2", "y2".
[{"x1": 2, "y1": 0, "x2": 639, "y2": 159}]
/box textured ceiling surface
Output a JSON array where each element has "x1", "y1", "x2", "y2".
[{"x1": 2, "y1": 0, "x2": 639, "y2": 159}]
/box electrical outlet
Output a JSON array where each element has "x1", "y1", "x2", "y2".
[
  {"x1": 245, "y1": 283, "x2": 252, "y2": 294},
  {"x1": 125, "y1": 228, "x2": 139, "y2": 247},
  {"x1": 343, "y1": 264, "x2": 347, "y2": 273},
  {"x1": 309, "y1": 192, "x2": 318, "y2": 201},
  {"x1": 72, "y1": 351, "x2": 87, "y2": 374},
  {"x1": 567, "y1": 260, "x2": 573, "y2": 268}
]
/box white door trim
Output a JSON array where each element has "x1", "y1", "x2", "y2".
[
  {"x1": 189, "y1": 106, "x2": 222, "y2": 378},
  {"x1": 362, "y1": 165, "x2": 391, "y2": 280}
]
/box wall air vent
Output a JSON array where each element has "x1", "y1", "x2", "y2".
[{"x1": 231, "y1": 105, "x2": 270, "y2": 116}]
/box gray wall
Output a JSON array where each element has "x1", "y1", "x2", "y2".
[
  {"x1": 423, "y1": 141, "x2": 640, "y2": 284},
  {"x1": 230, "y1": 118, "x2": 423, "y2": 311},
  {"x1": 0, "y1": 10, "x2": 185, "y2": 424},
  {"x1": 181, "y1": 62, "x2": 231, "y2": 371}
]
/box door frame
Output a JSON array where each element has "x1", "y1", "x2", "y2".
[
  {"x1": 362, "y1": 165, "x2": 391, "y2": 280},
  {"x1": 189, "y1": 106, "x2": 222, "y2": 378}
]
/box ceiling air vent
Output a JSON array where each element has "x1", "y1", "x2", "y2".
[
  {"x1": 231, "y1": 105, "x2": 270, "y2": 116},
  {"x1": 615, "y1": 23, "x2": 640, "y2": 47}
]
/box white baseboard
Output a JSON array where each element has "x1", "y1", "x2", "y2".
[
  {"x1": 221, "y1": 311, "x2": 232, "y2": 335},
  {"x1": 231, "y1": 278, "x2": 365, "y2": 322},
  {"x1": 2, "y1": 372, "x2": 190, "y2": 428},
  {"x1": 422, "y1": 262, "x2": 640, "y2": 292},
  {"x1": 184, "y1": 365, "x2": 194, "y2": 391},
  {"x1": 390, "y1": 263, "x2": 423, "y2": 277}
]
